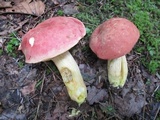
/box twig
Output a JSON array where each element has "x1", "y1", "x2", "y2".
[
  {"x1": 0, "y1": 19, "x2": 28, "y2": 36},
  {"x1": 34, "y1": 71, "x2": 45, "y2": 120},
  {"x1": 142, "y1": 106, "x2": 146, "y2": 120},
  {"x1": 44, "y1": 62, "x2": 61, "y2": 80},
  {"x1": 113, "y1": 113, "x2": 123, "y2": 120},
  {"x1": 156, "y1": 73, "x2": 160, "y2": 79},
  {"x1": 153, "y1": 105, "x2": 160, "y2": 120},
  {"x1": 151, "y1": 85, "x2": 160, "y2": 97}
]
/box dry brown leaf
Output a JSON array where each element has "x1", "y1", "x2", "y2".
[
  {"x1": 52, "y1": 0, "x2": 67, "y2": 5},
  {"x1": 87, "y1": 86, "x2": 108, "y2": 105},
  {"x1": 20, "y1": 81, "x2": 36, "y2": 96},
  {"x1": 63, "y1": 3, "x2": 79, "y2": 15},
  {"x1": 113, "y1": 76, "x2": 146, "y2": 117},
  {"x1": 12, "y1": 0, "x2": 26, "y2": 4},
  {"x1": 5, "y1": 0, "x2": 45, "y2": 16},
  {"x1": 0, "y1": 1, "x2": 12, "y2": 8}
]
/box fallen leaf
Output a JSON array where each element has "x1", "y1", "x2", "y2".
[
  {"x1": 150, "y1": 102, "x2": 160, "y2": 118},
  {"x1": 20, "y1": 81, "x2": 36, "y2": 96},
  {"x1": 45, "y1": 102, "x2": 69, "y2": 120},
  {"x1": 0, "y1": 1, "x2": 12, "y2": 8},
  {"x1": 0, "y1": 109, "x2": 26, "y2": 120},
  {"x1": 52, "y1": 0, "x2": 67, "y2": 5},
  {"x1": 0, "y1": 37, "x2": 5, "y2": 48},
  {"x1": 79, "y1": 64, "x2": 97, "y2": 83},
  {"x1": 12, "y1": 0, "x2": 26, "y2": 4},
  {"x1": 114, "y1": 93, "x2": 146, "y2": 117},
  {"x1": 63, "y1": 3, "x2": 79, "y2": 15},
  {"x1": 87, "y1": 86, "x2": 108, "y2": 105},
  {"x1": 113, "y1": 77, "x2": 146, "y2": 117},
  {"x1": 5, "y1": 0, "x2": 45, "y2": 16}
]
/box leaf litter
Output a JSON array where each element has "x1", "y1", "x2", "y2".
[
  {"x1": 0, "y1": 0, "x2": 160, "y2": 119},
  {"x1": 87, "y1": 86, "x2": 108, "y2": 105},
  {"x1": 0, "y1": 1, "x2": 12, "y2": 8},
  {"x1": 20, "y1": 81, "x2": 37, "y2": 96},
  {"x1": 0, "y1": 0, "x2": 45, "y2": 16},
  {"x1": 113, "y1": 78, "x2": 146, "y2": 117}
]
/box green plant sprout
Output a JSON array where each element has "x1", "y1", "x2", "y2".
[
  {"x1": 18, "y1": 61, "x2": 24, "y2": 68},
  {"x1": 155, "y1": 89, "x2": 160, "y2": 102},
  {"x1": 0, "y1": 49, "x2": 3, "y2": 55},
  {"x1": 6, "y1": 32, "x2": 20, "y2": 57},
  {"x1": 68, "y1": 108, "x2": 81, "y2": 117},
  {"x1": 57, "y1": 10, "x2": 64, "y2": 16},
  {"x1": 36, "y1": 80, "x2": 43, "y2": 88},
  {"x1": 100, "y1": 104, "x2": 115, "y2": 115}
]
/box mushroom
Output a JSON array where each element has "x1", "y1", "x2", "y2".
[
  {"x1": 89, "y1": 17, "x2": 140, "y2": 87},
  {"x1": 19, "y1": 16, "x2": 87, "y2": 104}
]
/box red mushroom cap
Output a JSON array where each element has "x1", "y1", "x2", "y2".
[
  {"x1": 19, "y1": 17, "x2": 86, "y2": 63},
  {"x1": 89, "y1": 17, "x2": 140, "y2": 60}
]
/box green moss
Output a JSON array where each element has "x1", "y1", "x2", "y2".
[
  {"x1": 6, "y1": 32, "x2": 20, "y2": 57},
  {"x1": 76, "y1": 0, "x2": 160, "y2": 74}
]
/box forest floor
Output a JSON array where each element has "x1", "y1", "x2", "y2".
[{"x1": 0, "y1": 0, "x2": 159, "y2": 120}]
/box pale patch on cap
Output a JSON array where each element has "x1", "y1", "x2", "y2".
[{"x1": 29, "y1": 37, "x2": 35, "y2": 47}]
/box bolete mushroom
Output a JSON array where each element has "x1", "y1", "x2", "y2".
[
  {"x1": 89, "y1": 17, "x2": 140, "y2": 87},
  {"x1": 19, "y1": 16, "x2": 87, "y2": 104}
]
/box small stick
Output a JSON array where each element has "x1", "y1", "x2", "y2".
[
  {"x1": 153, "y1": 105, "x2": 160, "y2": 120},
  {"x1": 34, "y1": 71, "x2": 45, "y2": 120},
  {"x1": 151, "y1": 85, "x2": 160, "y2": 97}
]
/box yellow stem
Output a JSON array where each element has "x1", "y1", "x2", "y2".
[
  {"x1": 52, "y1": 51, "x2": 87, "y2": 105},
  {"x1": 108, "y1": 55, "x2": 128, "y2": 87}
]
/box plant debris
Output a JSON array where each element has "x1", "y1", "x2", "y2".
[
  {"x1": 0, "y1": 0, "x2": 159, "y2": 119},
  {"x1": 113, "y1": 78, "x2": 146, "y2": 117},
  {"x1": 63, "y1": 3, "x2": 79, "y2": 15},
  {"x1": 20, "y1": 81, "x2": 37, "y2": 96},
  {"x1": 87, "y1": 86, "x2": 108, "y2": 105},
  {"x1": 0, "y1": 1, "x2": 12, "y2": 8},
  {"x1": 0, "y1": 0, "x2": 45, "y2": 16}
]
